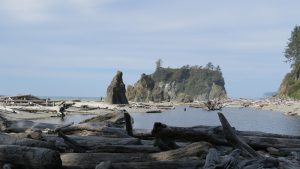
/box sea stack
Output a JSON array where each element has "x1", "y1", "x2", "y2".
[
  {"x1": 106, "y1": 71, "x2": 129, "y2": 104},
  {"x1": 126, "y1": 64, "x2": 227, "y2": 102}
]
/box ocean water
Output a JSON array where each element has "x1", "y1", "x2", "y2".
[{"x1": 130, "y1": 106, "x2": 300, "y2": 136}]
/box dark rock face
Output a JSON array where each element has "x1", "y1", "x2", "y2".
[{"x1": 106, "y1": 71, "x2": 129, "y2": 104}]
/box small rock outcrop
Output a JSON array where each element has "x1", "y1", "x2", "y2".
[{"x1": 106, "y1": 71, "x2": 129, "y2": 104}]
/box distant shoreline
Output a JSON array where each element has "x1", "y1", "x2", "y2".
[{"x1": 39, "y1": 96, "x2": 102, "y2": 101}]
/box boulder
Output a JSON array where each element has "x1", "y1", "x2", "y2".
[{"x1": 106, "y1": 71, "x2": 129, "y2": 104}]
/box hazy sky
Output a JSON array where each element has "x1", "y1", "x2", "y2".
[{"x1": 0, "y1": 0, "x2": 299, "y2": 98}]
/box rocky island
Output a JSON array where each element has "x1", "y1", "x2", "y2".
[{"x1": 127, "y1": 61, "x2": 227, "y2": 103}]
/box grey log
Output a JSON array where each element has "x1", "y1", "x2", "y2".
[
  {"x1": 217, "y1": 112, "x2": 260, "y2": 158},
  {"x1": 62, "y1": 142, "x2": 211, "y2": 169},
  {"x1": 0, "y1": 145, "x2": 62, "y2": 169}
]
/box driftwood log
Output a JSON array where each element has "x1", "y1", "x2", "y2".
[
  {"x1": 95, "y1": 161, "x2": 111, "y2": 169},
  {"x1": 203, "y1": 148, "x2": 221, "y2": 169},
  {"x1": 0, "y1": 133, "x2": 58, "y2": 150},
  {"x1": 124, "y1": 112, "x2": 133, "y2": 136},
  {"x1": 96, "y1": 161, "x2": 204, "y2": 169},
  {"x1": 217, "y1": 112, "x2": 260, "y2": 157},
  {"x1": 61, "y1": 125, "x2": 129, "y2": 137},
  {"x1": 0, "y1": 145, "x2": 62, "y2": 169},
  {"x1": 2, "y1": 120, "x2": 71, "y2": 133},
  {"x1": 61, "y1": 141, "x2": 211, "y2": 169},
  {"x1": 87, "y1": 145, "x2": 160, "y2": 153},
  {"x1": 58, "y1": 131, "x2": 86, "y2": 153},
  {"x1": 152, "y1": 122, "x2": 227, "y2": 145},
  {"x1": 151, "y1": 122, "x2": 300, "y2": 149},
  {"x1": 204, "y1": 100, "x2": 224, "y2": 111},
  {"x1": 43, "y1": 134, "x2": 141, "y2": 150}
]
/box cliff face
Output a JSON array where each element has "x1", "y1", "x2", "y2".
[
  {"x1": 127, "y1": 66, "x2": 227, "y2": 102},
  {"x1": 278, "y1": 68, "x2": 300, "y2": 99}
]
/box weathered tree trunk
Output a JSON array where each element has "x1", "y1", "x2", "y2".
[
  {"x1": 154, "y1": 137, "x2": 179, "y2": 151},
  {"x1": 0, "y1": 145, "x2": 62, "y2": 169},
  {"x1": 180, "y1": 124, "x2": 300, "y2": 140},
  {"x1": 10, "y1": 129, "x2": 43, "y2": 140},
  {"x1": 150, "y1": 142, "x2": 211, "y2": 161},
  {"x1": 54, "y1": 122, "x2": 74, "y2": 132},
  {"x1": 151, "y1": 122, "x2": 300, "y2": 149},
  {"x1": 95, "y1": 161, "x2": 111, "y2": 169},
  {"x1": 62, "y1": 142, "x2": 210, "y2": 169},
  {"x1": 278, "y1": 157, "x2": 300, "y2": 169},
  {"x1": 217, "y1": 112, "x2": 260, "y2": 158},
  {"x1": 61, "y1": 124, "x2": 130, "y2": 138},
  {"x1": 43, "y1": 135, "x2": 141, "y2": 150},
  {"x1": 151, "y1": 122, "x2": 228, "y2": 145},
  {"x1": 237, "y1": 157, "x2": 279, "y2": 169},
  {"x1": 61, "y1": 153, "x2": 150, "y2": 169},
  {"x1": 3, "y1": 120, "x2": 65, "y2": 133},
  {"x1": 203, "y1": 148, "x2": 221, "y2": 169},
  {"x1": 124, "y1": 112, "x2": 133, "y2": 136},
  {"x1": 0, "y1": 133, "x2": 58, "y2": 151},
  {"x1": 219, "y1": 149, "x2": 241, "y2": 168},
  {"x1": 102, "y1": 161, "x2": 205, "y2": 169},
  {"x1": 58, "y1": 131, "x2": 86, "y2": 153},
  {"x1": 190, "y1": 125, "x2": 300, "y2": 140},
  {"x1": 87, "y1": 145, "x2": 160, "y2": 153}
]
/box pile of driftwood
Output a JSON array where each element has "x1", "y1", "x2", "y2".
[
  {"x1": 0, "y1": 95, "x2": 75, "y2": 117},
  {"x1": 0, "y1": 95, "x2": 57, "y2": 106},
  {"x1": 189, "y1": 100, "x2": 224, "y2": 111},
  {"x1": 0, "y1": 109, "x2": 299, "y2": 169},
  {"x1": 203, "y1": 100, "x2": 224, "y2": 111}
]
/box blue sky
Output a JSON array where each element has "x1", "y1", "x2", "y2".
[{"x1": 0, "y1": 0, "x2": 299, "y2": 98}]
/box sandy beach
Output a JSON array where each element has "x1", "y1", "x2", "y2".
[
  {"x1": 259, "y1": 103, "x2": 300, "y2": 116},
  {"x1": 0, "y1": 100, "x2": 173, "y2": 121},
  {"x1": 224, "y1": 98, "x2": 300, "y2": 116}
]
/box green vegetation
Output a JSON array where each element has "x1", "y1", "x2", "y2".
[
  {"x1": 152, "y1": 64, "x2": 224, "y2": 96},
  {"x1": 279, "y1": 25, "x2": 300, "y2": 99},
  {"x1": 279, "y1": 71, "x2": 300, "y2": 99}
]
